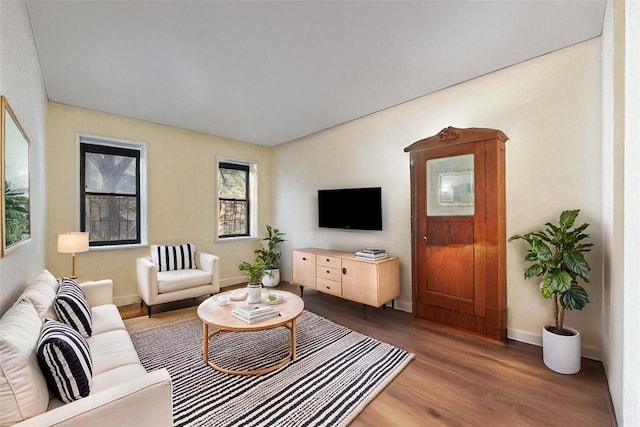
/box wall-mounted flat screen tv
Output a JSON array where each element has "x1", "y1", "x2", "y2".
[{"x1": 318, "y1": 187, "x2": 382, "y2": 231}]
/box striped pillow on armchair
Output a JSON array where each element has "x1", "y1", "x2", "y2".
[{"x1": 151, "y1": 243, "x2": 196, "y2": 272}]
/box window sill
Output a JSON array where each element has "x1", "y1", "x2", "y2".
[
  {"x1": 216, "y1": 236, "x2": 259, "y2": 243},
  {"x1": 89, "y1": 243, "x2": 148, "y2": 251}
]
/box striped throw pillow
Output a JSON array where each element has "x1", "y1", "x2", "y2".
[
  {"x1": 37, "y1": 319, "x2": 92, "y2": 403},
  {"x1": 54, "y1": 278, "x2": 92, "y2": 338},
  {"x1": 151, "y1": 243, "x2": 196, "y2": 272}
]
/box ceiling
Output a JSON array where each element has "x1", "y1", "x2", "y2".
[{"x1": 26, "y1": 1, "x2": 606, "y2": 146}]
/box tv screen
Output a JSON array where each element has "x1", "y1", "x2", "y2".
[{"x1": 318, "y1": 187, "x2": 382, "y2": 231}]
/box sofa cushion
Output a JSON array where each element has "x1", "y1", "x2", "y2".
[
  {"x1": 32, "y1": 269, "x2": 59, "y2": 292},
  {"x1": 55, "y1": 278, "x2": 92, "y2": 338},
  {"x1": 18, "y1": 269, "x2": 59, "y2": 320},
  {"x1": 0, "y1": 301, "x2": 49, "y2": 426},
  {"x1": 91, "y1": 305, "x2": 125, "y2": 335},
  {"x1": 157, "y1": 268, "x2": 212, "y2": 293},
  {"x1": 91, "y1": 364, "x2": 147, "y2": 394},
  {"x1": 88, "y1": 329, "x2": 142, "y2": 376},
  {"x1": 151, "y1": 243, "x2": 196, "y2": 272},
  {"x1": 37, "y1": 319, "x2": 92, "y2": 404}
]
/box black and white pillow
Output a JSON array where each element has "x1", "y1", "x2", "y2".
[
  {"x1": 54, "y1": 278, "x2": 92, "y2": 338},
  {"x1": 151, "y1": 243, "x2": 196, "y2": 272},
  {"x1": 37, "y1": 319, "x2": 92, "y2": 403}
]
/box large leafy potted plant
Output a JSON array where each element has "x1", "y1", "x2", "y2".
[
  {"x1": 255, "y1": 225, "x2": 286, "y2": 287},
  {"x1": 508, "y1": 209, "x2": 592, "y2": 374},
  {"x1": 239, "y1": 261, "x2": 266, "y2": 303}
]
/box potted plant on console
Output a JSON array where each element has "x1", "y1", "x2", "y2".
[
  {"x1": 255, "y1": 224, "x2": 286, "y2": 287},
  {"x1": 509, "y1": 209, "x2": 592, "y2": 374},
  {"x1": 239, "y1": 261, "x2": 266, "y2": 303}
]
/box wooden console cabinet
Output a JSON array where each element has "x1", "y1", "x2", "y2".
[{"x1": 292, "y1": 248, "x2": 399, "y2": 307}]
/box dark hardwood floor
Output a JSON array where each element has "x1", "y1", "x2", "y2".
[{"x1": 119, "y1": 282, "x2": 617, "y2": 426}]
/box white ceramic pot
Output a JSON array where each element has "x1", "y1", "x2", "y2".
[
  {"x1": 246, "y1": 283, "x2": 262, "y2": 303},
  {"x1": 542, "y1": 325, "x2": 581, "y2": 374},
  {"x1": 262, "y1": 269, "x2": 280, "y2": 287}
]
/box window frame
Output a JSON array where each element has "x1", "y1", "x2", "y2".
[
  {"x1": 78, "y1": 135, "x2": 147, "y2": 248},
  {"x1": 217, "y1": 157, "x2": 257, "y2": 240}
]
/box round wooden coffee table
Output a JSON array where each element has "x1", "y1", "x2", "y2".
[{"x1": 197, "y1": 289, "x2": 304, "y2": 376}]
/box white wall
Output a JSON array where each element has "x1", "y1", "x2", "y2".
[
  {"x1": 0, "y1": 0, "x2": 48, "y2": 314},
  {"x1": 600, "y1": 1, "x2": 640, "y2": 424},
  {"x1": 274, "y1": 40, "x2": 604, "y2": 356},
  {"x1": 623, "y1": 1, "x2": 640, "y2": 424},
  {"x1": 601, "y1": 0, "x2": 624, "y2": 422}
]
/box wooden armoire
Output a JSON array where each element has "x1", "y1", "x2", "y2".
[{"x1": 404, "y1": 126, "x2": 508, "y2": 342}]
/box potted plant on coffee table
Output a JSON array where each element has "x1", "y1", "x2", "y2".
[
  {"x1": 239, "y1": 261, "x2": 267, "y2": 303},
  {"x1": 508, "y1": 209, "x2": 592, "y2": 374},
  {"x1": 255, "y1": 224, "x2": 286, "y2": 287}
]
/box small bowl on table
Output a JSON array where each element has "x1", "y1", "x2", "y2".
[
  {"x1": 262, "y1": 292, "x2": 283, "y2": 305},
  {"x1": 229, "y1": 290, "x2": 247, "y2": 301}
]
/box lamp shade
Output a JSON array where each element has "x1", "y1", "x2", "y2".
[{"x1": 57, "y1": 232, "x2": 89, "y2": 254}]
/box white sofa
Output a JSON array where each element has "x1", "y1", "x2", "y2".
[
  {"x1": 0, "y1": 270, "x2": 173, "y2": 427},
  {"x1": 137, "y1": 249, "x2": 220, "y2": 317}
]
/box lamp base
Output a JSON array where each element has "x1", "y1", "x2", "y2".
[{"x1": 70, "y1": 253, "x2": 78, "y2": 279}]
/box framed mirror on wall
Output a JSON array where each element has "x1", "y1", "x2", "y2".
[{"x1": 1, "y1": 95, "x2": 31, "y2": 256}]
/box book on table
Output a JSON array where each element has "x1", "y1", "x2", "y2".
[
  {"x1": 231, "y1": 309, "x2": 280, "y2": 324},
  {"x1": 234, "y1": 303, "x2": 274, "y2": 317},
  {"x1": 355, "y1": 251, "x2": 389, "y2": 260},
  {"x1": 362, "y1": 248, "x2": 386, "y2": 254}
]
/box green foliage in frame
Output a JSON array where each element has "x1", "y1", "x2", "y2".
[{"x1": 1, "y1": 95, "x2": 31, "y2": 256}]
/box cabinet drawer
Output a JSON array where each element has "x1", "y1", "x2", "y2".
[
  {"x1": 293, "y1": 251, "x2": 316, "y2": 265},
  {"x1": 316, "y1": 255, "x2": 341, "y2": 269},
  {"x1": 316, "y1": 277, "x2": 342, "y2": 296},
  {"x1": 316, "y1": 266, "x2": 341, "y2": 282}
]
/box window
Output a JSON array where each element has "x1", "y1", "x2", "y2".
[
  {"x1": 218, "y1": 160, "x2": 254, "y2": 238},
  {"x1": 80, "y1": 136, "x2": 145, "y2": 246}
]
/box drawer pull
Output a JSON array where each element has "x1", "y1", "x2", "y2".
[
  {"x1": 326, "y1": 258, "x2": 330, "y2": 262},
  {"x1": 342, "y1": 268, "x2": 347, "y2": 274},
  {"x1": 326, "y1": 286, "x2": 330, "y2": 290},
  {"x1": 326, "y1": 270, "x2": 330, "y2": 274},
  {"x1": 302, "y1": 257, "x2": 307, "y2": 261}
]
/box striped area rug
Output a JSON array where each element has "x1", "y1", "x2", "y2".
[{"x1": 129, "y1": 310, "x2": 414, "y2": 427}]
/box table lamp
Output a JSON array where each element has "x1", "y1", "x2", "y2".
[{"x1": 57, "y1": 232, "x2": 89, "y2": 279}]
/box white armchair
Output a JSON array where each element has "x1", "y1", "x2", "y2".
[{"x1": 137, "y1": 248, "x2": 220, "y2": 317}]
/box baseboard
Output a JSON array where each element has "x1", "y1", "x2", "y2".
[
  {"x1": 114, "y1": 294, "x2": 141, "y2": 306},
  {"x1": 220, "y1": 275, "x2": 246, "y2": 288},
  {"x1": 388, "y1": 300, "x2": 412, "y2": 313},
  {"x1": 508, "y1": 327, "x2": 601, "y2": 361}
]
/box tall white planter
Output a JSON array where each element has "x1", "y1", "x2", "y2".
[
  {"x1": 542, "y1": 326, "x2": 581, "y2": 374},
  {"x1": 262, "y1": 269, "x2": 280, "y2": 287},
  {"x1": 247, "y1": 283, "x2": 262, "y2": 303}
]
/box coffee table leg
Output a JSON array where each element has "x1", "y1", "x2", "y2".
[
  {"x1": 291, "y1": 318, "x2": 297, "y2": 361},
  {"x1": 203, "y1": 322, "x2": 209, "y2": 363}
]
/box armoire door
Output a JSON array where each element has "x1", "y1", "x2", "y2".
[
  {"x1": 416, "y1": 143, "x2": 486, "y2": 328},
  {"x1": 405, "y1": 126, "x2": 508, "y2": 342}
]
